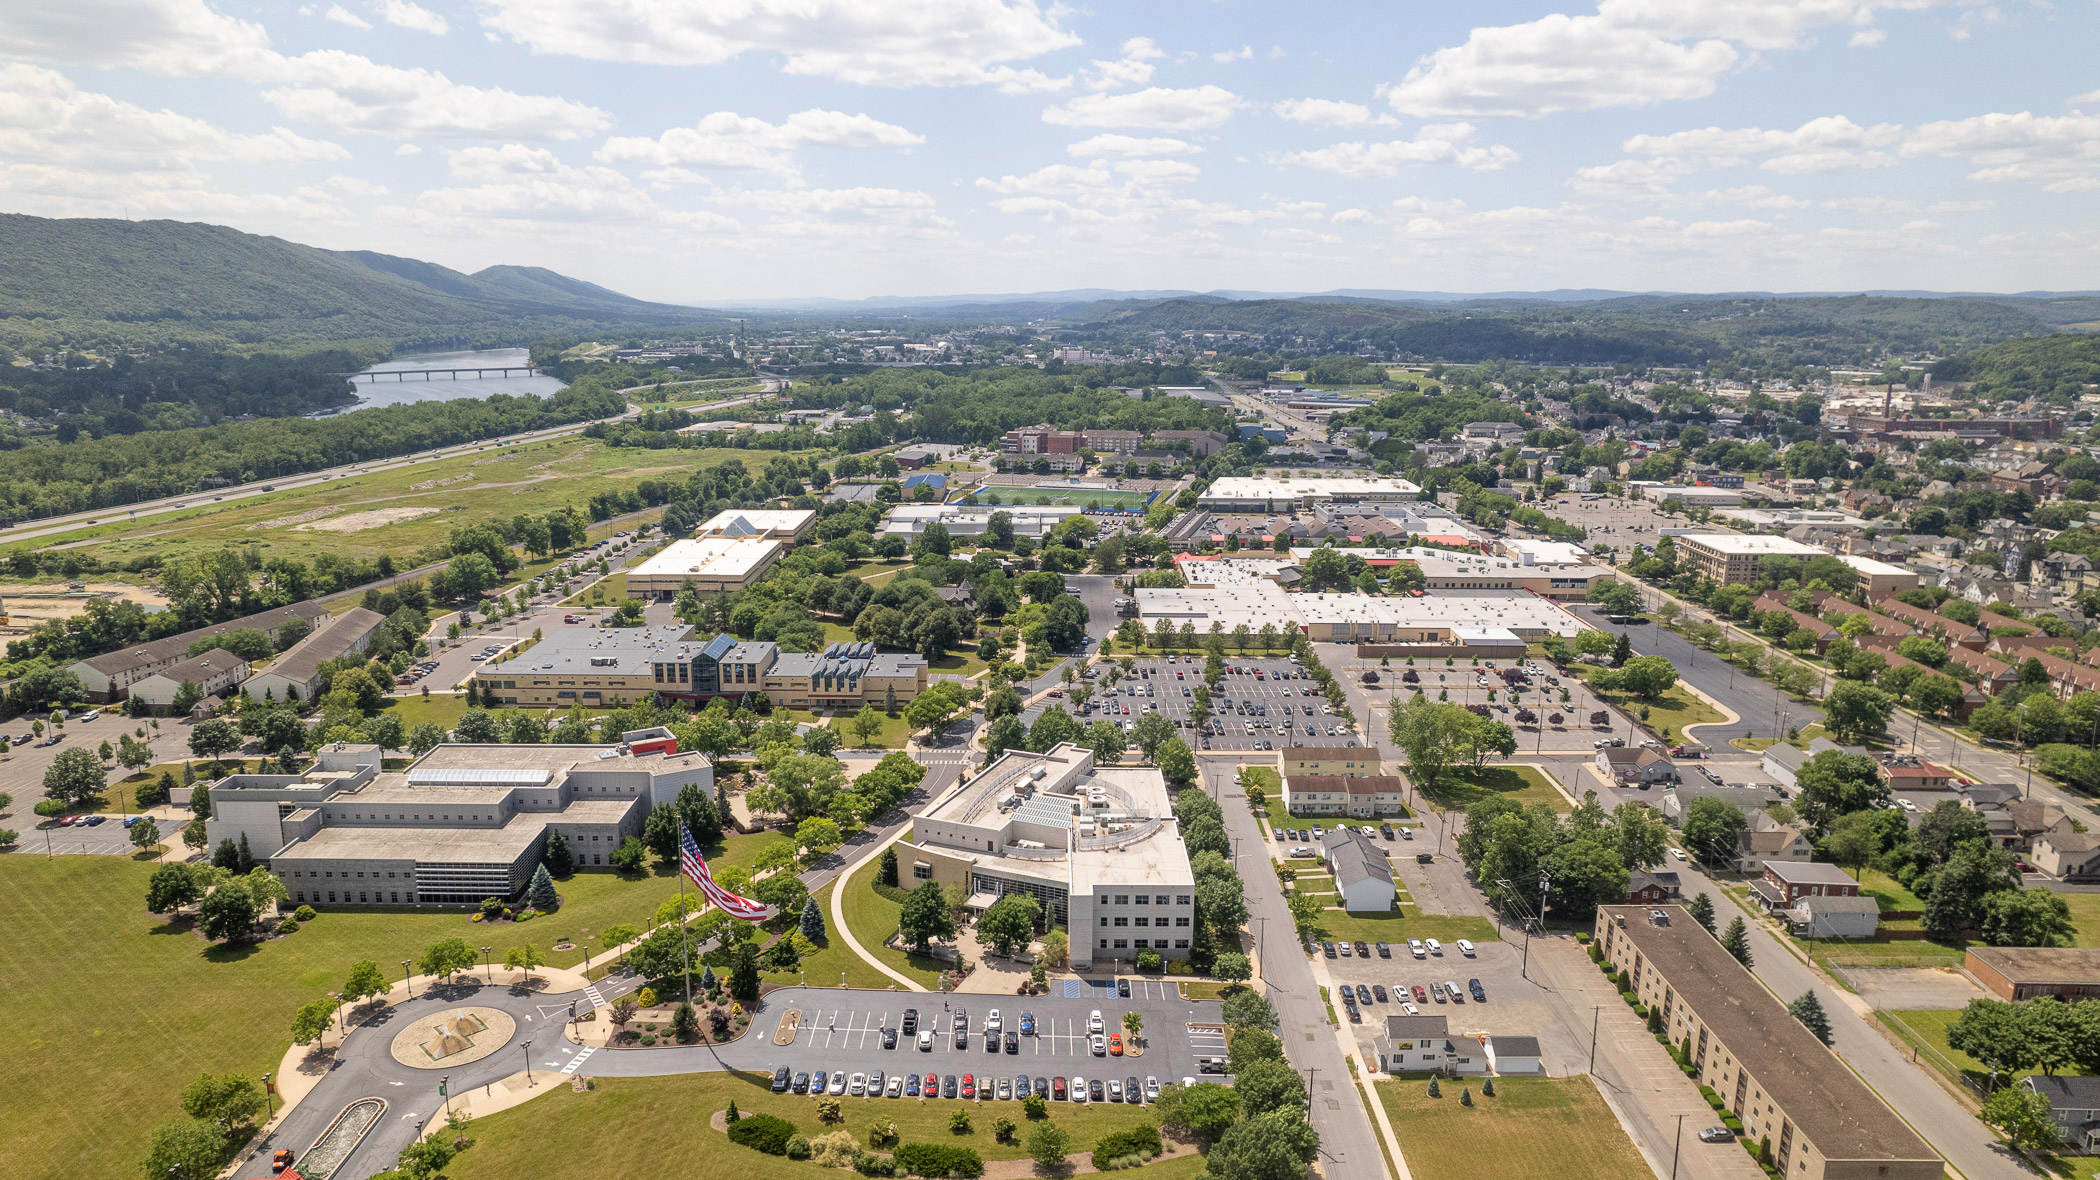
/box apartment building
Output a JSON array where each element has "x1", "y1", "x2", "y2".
[
  {"x1": 898, "y1": 743, "x2": 1195, "y2": 971},
  {"x1": 474, "y1": 628, "x2": 926, "y2": 710},
  {"x1": 1282, "y1": 747, "x2": 1382, "y2": 778},
  {"x1": 68, "y1": 600, "x2": 334, "y2": 702},
  {"x1": 243, "y1": 607, "x2": 387, "y2": 704},
  {"x1": 1283, "y1": 774, "x2": 1408, "y2": 818},
  {"x1": 208, "y1": 734, "x2": 711, "y2": 907},
  {"x1": 129, "y1": 649, "x2": 251, "y2": 712},
  {"x1": 1671, "y1": 535, "x2": 1828, "y2": 584},
  {"x1": 1597, "y1": 905, "x2": 1941, "y2": 1180}
]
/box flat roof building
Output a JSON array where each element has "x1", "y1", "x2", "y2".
[
  {"x1": 1837, "y1": 554, "x2": 1921, "y2": 598},
  {"x1": 695, "y1": 508, "x2": 816, "y2": 543},
  {"x1": 1288, "y1": 545, "x2": 1613, "y2": 601},
  {"x1": 1133, "y1": 584, "x2": 1591, "y2": 645},
  {"x1": 625, "y1": 537, "x2": 784, "y2": 597},
  {"x1": 900, "y1": 743, "x2": 1193, "y2": 971},
  {"x1": 473, "y1": 628, "x2": 926, "y2": 710},
  {"x1": 1598, "y1": 905, "x2": 1940, "y2": 1180},
  {"x1": 1198, "y1": 475, "x2": 1421, "y2": 511},
  {"x1": 1672, "y1": 534, "x2": 1827, "y2": 584},
  {"x1": 1963, "y1": 946, "x2": 2100, "y2": 1002},
  {"x1": 880, "y1": 503, "x2": 1083, "y2": 539}
]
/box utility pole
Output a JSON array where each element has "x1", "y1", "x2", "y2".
[
  {"x1": 1588, "y1": 1006, "x2": 1602, "y2": 1074},
  {"x1": 1669, "y1": 1113, "x2": 1686, "y2": 1180}
]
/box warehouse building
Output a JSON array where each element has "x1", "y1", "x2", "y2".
[
  {"x1": 1597, "y1": 905, "x2": 1940, "y2": 1180},
  {"x1": 1197, "y1": 475, "x2": 1422, "y2": 511},
  {"x1": 898, "y1": 743, "x2": 1194, "y2": 971},
  {"x1": 625, "y1": 537, "x2": 785, "y2": 596},
  {"x1": 1287, "y1": 545, "x2": 1614, "y2": 601}
]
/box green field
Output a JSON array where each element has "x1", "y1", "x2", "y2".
[
  {"x1": 838, "y1": 851, "x2": 947, "y2": 987},
  {"x1": 443, "y1": 1069, "x2": 1192, "y2": 1180},
  {"x1": 1375, "y1": 1075, "x2": 1650, "y2": 1180},
  {"x1": 2064, "y1": 892, "x2": 2100, "y2": 946},
  {"x1": 1855, "y1": 866, "x2": 1924, "y2": 913},
  {"x1": 1881, "y1": 1008, "x2": 2096, "y2": 1092},
  {"x1": 1418, "y1": 765, "x2": 1568, "y2": 812},
  {"x1": 7, "y1": 438, "x2": 782, "y2": 568},
  {"x1": 1309, "y1": 908, "x2": 1496, "y2": 947},
  {"x1": 0, "y1": 849, "x2": 773, "y2": 1180},
  {"x1": 977, "y1": 487, "x2": 1152, "y2": 510},
  {"x1": 763, "y1": 878, "x2": 916, "y2": 991}
]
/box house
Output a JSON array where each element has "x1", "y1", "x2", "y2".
[
  {"x1": 241, "y1": 608, "x2": 387, "y2": 705},
  {"x1": 2019, "y1": 1077, "x2": 2100, "y2": 1155},
  {"x1": 1876, "y1": 756, "x2": 1953, "y2": 793},
  {"x1": 1484, "y1": 1035, "x2": 1543, "y2": 1076},
  {"x1": 1627, "y1": 870, "x2": 1682, "y2": 905},
  {"x1": 2031, "y1": 831, "x2": 2100, "y2": 881},
  {"x1": 1785, "y1": 893, "x2": 1881, "y2": 939},
  {"x1": 2001, "y1": 799, "x2": 2078, "y2": 853},
  {"x1": 1322, "y1": 828, "x2": 1397, "y2": 913},
  {"x1": 1659, "y1": 783, "x2": 1782, "y2": 827},
  {"x1": 1944, "y1": 646, "x2": 2018, "y2": 696},
  {"x1": 1374, "y1": 1014, "x2": 1484, "y2": 1075},
  {"x1": 1964, "y1": 947, "x2": 2100, "y2": 1002},
  {"x1": 1597, "y1": 746, "x2": 1678, "y2": 785},
  {"x1": 1762, "y1": 744, "x2": 1812, "y2": 790},
  {"x1": 127, "y1": 649, "x2": 252, "y2": 711},
  {"x1": 1284, "y1": 774, "x2": 1409, "y2": 817},
  {"x1": 1752, "y1": 595, "x2": 1839, "y2": 652},
  {"x1": 1734, "y1": 810, "x2": 1813, "y2": 872},
  {"x1": 1752, "y1": 861, "x2": 1862, "y2": 910}
]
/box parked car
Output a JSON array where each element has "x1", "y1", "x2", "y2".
[
  {"x1": 1456, "y1": 939, "x2": 1476, "y2": 957},
  {"x1": 917, "y1": 1030, "x2": 933, "y2": 1050},
  {"x1": 1469, "y1": 978, "x2": 1487, "y2": 1002},
  {"x1": 1321, "y1": 941, "x2": 1337, "y2": 958},
  {"x1": 1376, "y1": 941, "x2": 1391, "y2": 958},
  {"x1": 1408, "y1": 939, "x2": 1427, "y2": 959},
  {"x1": 1053, "y1": 1076, "x2": 1068, "y2": 1101},
  {"x1": 961, "y1": 1074, "x2": 975, "y2": 1099},
  {"x1": 772, "y1": 1066, "x2": 791, "y2": 1092},
  {"x1": 1698, "y1": 1127, "x2": 1735, "y2": 1144}
]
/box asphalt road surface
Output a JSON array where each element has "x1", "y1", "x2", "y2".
[{"x1": 1570, "y1": 605, "x2": 1827, "y2": 744}]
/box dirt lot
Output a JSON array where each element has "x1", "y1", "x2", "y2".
[{"x1": 0, "y1": 582, "x2": 169, "y2": 629}]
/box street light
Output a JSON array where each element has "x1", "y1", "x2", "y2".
[
  {"x1": 482, "y1": 946, "x2": 492, "y2": 981},
  {"x1": 522, "y1": 1040, "x2": 534, "y2": 1087},
  {"x1": 401, "y1": 959, "x2": 414, "y2": 998}
]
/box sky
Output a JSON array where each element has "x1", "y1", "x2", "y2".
[{"x1": 2, "y1": 0, "x2": 2097, "y2": 305}]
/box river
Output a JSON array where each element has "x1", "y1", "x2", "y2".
[{"x1": 341, "y1": 347, "x2": 569, "y2": 411}]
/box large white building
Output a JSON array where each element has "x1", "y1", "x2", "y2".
[
  {"x1": 1198, "y1": 475, "x2": 1422, "y2": 511},
  {"x1": 1135, "y1": 583, "x2": 1591, "y2": 644},
  {"x1": 695, "y1": 508, "x2": 816, "y2": 543},
  {"x1": 880, "y1": 503, "x2": 1083, "y2": 540},
  {"x1": 898, "y1": 743, "x2": 1194, "y2": 971},
  {"x1": 625, "y1": 536, "x2": 784, "y2": 596}
]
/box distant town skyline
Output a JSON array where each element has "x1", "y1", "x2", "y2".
[{"x1": 2, "y1": 1, "x2": 2096, "y2": 302}]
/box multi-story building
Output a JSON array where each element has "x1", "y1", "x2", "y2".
[
  {"x1": 1597, "y1": 905, "x2": 1941, "y2": 1180},
  {"x1": 129, "y1": 649, "x2": 251, "y2": 712},
  {"x1": 68, "y1": 601, "x2": 334, "y2": 702},
  {"x1": 898, "y1": 743, "x2": 1194, "y2": 971},
  {"x1": 1671, "y1": 534, "x2": 1827, "y2": 584},
  {"x1": 472, "y1": 628, "x2": 926, "y2": 710},
  {"x1": 1135, "y1": 583, "x2": 1591, "y2": 647},
  {"x1": 1283, "y1": 774, "x2": 1408, "y2": 817},
  {"x1": 1281, "y1": 747, "x2": 1382, "y2": 778},
  {"x1": 206, "y1": 733, "x2": 712, "y2": 907},
  {"x1": 1082, "y1": 429, "x2": 1141, "y2": 455},
  {"x1": 243, "y1": 607, "x2": 387, "y2": 704},
  {"x1": 880, "y1": 504, "x2": 1082, "y2": 540},
  {"x1": 624, "y1": 537, "x2": 785, "y2": 597}
]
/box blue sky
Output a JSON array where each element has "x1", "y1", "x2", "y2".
[{"x1": 2, "y1": 1, "x2": 2096, "y2": 304}]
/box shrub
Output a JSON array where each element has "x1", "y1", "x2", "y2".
[
  {"x1": 1700, "y1": 1085, "x2": 1723, "y2": 1109},
  {"x1": 1090, "y1": 1124, "x2": 1162, "y2": 1170},
  {"x1": 727, "y1": 1113, "x2": 799, "y2": 1156},
  {"x1": 893, "y1": 1143, "x2": 984, "y2": 1178},
  {"x1": 811, "y1": 1130, "x2": 861, "y2": 1168},
  {"x1": 948, "y1": 1108, "x2": 971, "y2": 1134},
  {"x1": 785, "y1": 1136, "x2": 812, "y2": 1161},
  {"x1": 992, "y1": 1116, "x2": 1017, "y2": 1145},
  {"x1": 1020, "y1": 1094, "x2": 1047, "y2": 1120},
  {"x1": 640, "y1": 1034, "x2": 656, "y2": 1045},
  {"x1": 818, "y1": 1099, "x2": 843, "y2": 1124},
  {"x1": 853, "y1": 1152, "x2": 897, "y2": 1176},
  {"x1": 1135, "y1": 949, "x2": 1163, "y2": 972},
  {"x1": 867, "y1": 1120, "x2": 900, "y2": 1149},
  {"x1": 294, "y1": 905, "x2": 318, "y2": 921},
  {"x1": 277, "y1": 919, "x2": 300, "y2": 934}
]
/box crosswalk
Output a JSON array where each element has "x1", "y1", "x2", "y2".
[
  {"x1": 583, "y1": 982, "x2": 608, "y2": 1010},
  {"x1": 560, "y1": 1046, "x2": 597, "y2": 1075}
]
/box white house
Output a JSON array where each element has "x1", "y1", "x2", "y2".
[
  {"x1": 1375, "y1": 1014, "x2": 1484, "y2": 1075},
  {"x1": 1321, "y1": 828, "x2": 1396, "y2": 913},
  {"x1": 1484, "y1": 1035, "x2": 1543, "y2": 1075}
]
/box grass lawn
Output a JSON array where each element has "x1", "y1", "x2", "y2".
[
  {"x1": 379, "y1": 692, "x2": 472, "y2": 732},
  {"x1": 1376, "y1": 1075, "x2": 1649, "y2": 1180},
  {"x1": 838, "y1": 851, "x2": 947, "y2": 987},
  {"x1": 565, "y1": 572, "x2": 630, "y2": 604},
  {"x1": 1856, "y1": 867, "x2": 1924, "y2": 913},
  {"x1": 2063, "y1": 892, "x2": 2100, "y2": 947},
  {"x1": 0, "y1": 854, "x2": 776, "y2": 1180},
  {"x1": 1564, "y1": 667, "x2": 1725, "y2": 744},
  {"x1": 1809, "y1": 939, "x2": 1967, "y2": 970},
  {"x1": 763, "y1": 878, "x2": 905, "y2": 991},
  {"x1": 929, "y1": 652, "x2": 992, "y2": 679},
  {"x1": 443, "y1": 1069, "x2": 1184, "y2": 1180},
  {"x1": 826, "y1": 710, "x2": 910, "y2": 750},
  {"x1": 1180, "y1": 981, "x2": 1246, "y2": 1001},
  {"x1": 1309, "y1": 907, "x2": 1496, "y2": 947},
  {"x1": 1881, "y1": 1009, "x2": 2095, "y2": 1092},
  {"x1": 984, "y1": 487, "x2": 1152, "y2": 510},
  {"x1": 1418, "y1": 765, "x2": 1568, "y2": 813}
]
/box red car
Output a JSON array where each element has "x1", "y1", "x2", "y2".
[
  {"x1": 924, "y1": 1073, "x2": 938, "y2": 1095},
  {"x1": 1411, "y1": 984, "x2": 1428, "y2": 1003},
  {"x1": 961, "y1": 1074, "x2": 975, "y2": 1099}
]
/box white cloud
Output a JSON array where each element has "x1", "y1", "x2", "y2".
[
  {"x1": 598, "y1": 109, "x2": 923, "y2": 183},
  {"x1": 375, "y1": 0, "x2": 448, "y2": 35},
  {"x1": 976, "y1": 154, "x2": 1254, "y2": 230},
  {"x1": 0, "y1": 64, "x2": 345, "y2": 169},
  {"x1": 1085, "y1": 36, "x2": 1163, "y2": 91},
  {"x1": 1272, "y1": 124, "x2": 1518, "y2": 177},
  {"x1": 1331, "y1": 207, "x2": 1378, "y2": 225},
  {"x1": 326, "y1": 174, "x2": 391, "y2": 197},
  {"x1": 1901, "y1": 109, "x2": 2100, "y2": 189},
  {"x1": 1272, "y1": 98, "x2": 1371, "y2": 126},
  {"x1": 704, "y1": 186, "x2": 955, "y2": 240},
  {"x1": 475, "y1": 0, "x2": 1079, "y2": 89},
  {"x1": 0, "y1": 1, "x2": 609, "y2": 140},
  {"x1": 1042, "y1": 85, "x2": 1240, "y2": 132},
  {"x1": 2073, "y1": 89, "x2": 2100, "y2": 109},
  {"x1": 1211, "y1": 45, "x2": 1252, "y2": 64},
  {"x1": 325, "y1": 5, "x2": 372, "y2": 30},
  {"x1": 1848, "y1": 27, "x2": 1887, "y2": 47},
  {"x1": 1065, "y1": 134, "x2": 1201, "y2": 158},
  {"x1": 1383, "y1": 1, "x2": 1940, "y2": 119},
  {"x1": 1623, "y1": 115, "x2": 1904, "y2": 172}
]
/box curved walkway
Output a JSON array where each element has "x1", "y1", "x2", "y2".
[{"x1": 827, "y1": 832, "x2": 927, "y2": 992}]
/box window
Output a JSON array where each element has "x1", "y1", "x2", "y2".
[
  {"x1": 1135, "y1": 917, "x2": 1149, "y2": 927},
  {"x1": 1099, "y1": 939, "x2": 1108, "y2": 949},
  {"x1": 390, "y1": 892, "x2": 399, "y2": 903},
  {"x1": 1177, "y1": 895, "x2": 1191, "y2": 905},
  {"x1": 1112, "y1": 939, "x2": 1126, "y2": 949},
  {"x1": 1113, "y1": 917, "x2": 1127, "y2": 927},
  {"x1": 328, "y1": 892, "x2": 338, "y2": 902},
  {"x1": 1113, "y1": 894, "x2": 1128, "y2": 905},
  {"x1": 1134, "y1": 895, "x2": 1148, "y2": 906},
  {"x1": 1099, "y1": 917, "x2": 1109, "y2": 927},
  {"x1": 1175, "y1": 939, "x2": 1189, "y2": 949},
  {"x1": 1176, "y1": 916, "x2": 1191, "y2": 927},
  {"x1": 913, "y1": 863, "x2": 933, "y2": 881},
  {"x1": 1154, "y1": 895, "x2": 1168, "y2": 905}
]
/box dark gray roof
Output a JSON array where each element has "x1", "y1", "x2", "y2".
[
  {"x1": 1488, "y1": 1035, "x2": 1542, "y2": 1058},
  {"x1": 2023, "y1": 1075, "x2": 2100, "y2": 1110}
]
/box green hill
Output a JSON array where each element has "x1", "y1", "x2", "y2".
[
  {"x1": 1933, "y1": 332, "x2": 2100, "y2": 402},
  {"x1": 0, "y1": 214, "x2": 710, "y2": 353}
]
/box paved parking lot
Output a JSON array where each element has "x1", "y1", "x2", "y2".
[
  {"x1": 1321, "y1": 936, "x2": 1578, "y2": 1068},
  {"x1": 1075, "y1": 657, "x2": 1362, "y2": 751},
  {"x1": 758, "y1": 984, "x2": 1228, "y2": 1096},
  {"x1": 1537, "y1": 492, "x2": 1681, "y2": 559}
]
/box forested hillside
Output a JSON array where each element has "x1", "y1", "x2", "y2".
[
  {"x1": 1932, "y1": 333, "x2": 2100, "y2": 403},
  {"x1": 0, "y1": 215, "x2": 707, "y2": 353}
]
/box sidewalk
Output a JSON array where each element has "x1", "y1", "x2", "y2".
[{"x1": 827, "y1": 833, "x2": 927, "y2": 992}]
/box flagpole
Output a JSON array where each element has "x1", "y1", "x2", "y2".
[{"x1": 678, "y1": 870, "x2": 693, "y2": 1007}]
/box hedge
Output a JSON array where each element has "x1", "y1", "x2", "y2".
[
  {"x1": 1091, "y1": 1124, "x2": 1163, "y2": 1169},
  {"x1": 727, "y1": 1113, "x2": 799, "y2": 1156},
  {"x1": 893, "y1": 1143, "x2": 985, "y2": 1179}
]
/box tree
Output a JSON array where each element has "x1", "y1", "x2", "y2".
[
  {"x1": 1616, "y1": 655, "x2": 1678, "y2": 699},
  {"x1": 1221, "y1": 988, "x2": 1279, "y2": 1032},
  {"x1": 1822, "y1": 810, "x2": 1883, "y2": 880},
  {"x1": 343, "y1": 959, "x2": 388, "y2": 1003},
  {"x1": 1206, "y1": 1109, "x2": 1316, "y2": 1180},
  {"x1": 1719, "y1": 916, "x2": 1754, "y2": 968},
  {"x1": 418, "y1": 936, "x2": 477, "y2": 983},
  {"x1": 1682, "y1": 796, "x2": 1747, "y2": 864},
  {"x1": 140, "y1": 1119, "x2": 227, "y2": 1180},
  {"x1": 1948, "y1": 998, "x2": 2037, "y2": 1085},
  {"x1": 608, "y1": 997, "x2": 639, "y2": 1038},
  {"x1": 1823, "y1": 681, "x2": 1895, "y2": 743},
  {"x1": 877, "y1": 845, "x2": 899, "y2": 888},
  {"x1": 977, "y1": 892, "x2": 1040, "y2": 957},
  {"x1": 795, "y1": 815, "x2": 843, "y2": 862},
  {"x1": 406, "y1": 721, "x2": 448, "y2": 756},
  {"x1": 1156, "y1": 738, "x2": 1196, "y2": 787},
  {"x1": 728, "y1": 940, "x2": 761, "y2": 1003},
  {"x1": 1387, "y1": 697, "x2": 1475, "y2": 795},
  {"x1": 453, "y1": 709, "x2": 500, "y2": 743},
  {"x1": 1981, "y1": 1086, "x2": 2060, "y2": 1152},
  {"x1": 1233, "y1": 1057, "x2": 1307, "y2": 1119},
  {"x1": 643, "y1": 802, "x2": 682, "y2": 863},
  {"x1": 1174, "y1": 1082, "x2": 1243, "y2": 1143},
  {"x1": 850, "y1": 705, "x2": 886, "y2": 748},
  {"x1": 506, "y1": 943, "x2": 546, "y2": 979},
  {"x1": 543, "y1": 828, "x2": 575, "y2": 878},
  {"x1": 1793, "y1": 751, "x2": 1889, "y2": 833},
  {"x1": 1685, "y1": 891, "x2": 1716, "y2": 935},
  {"x1": 1611, "y1": 803, "x2": 1669, "y2": 870},
  {"x1": 1083, "y1": 720, "x2": 1127, "y2": 763},
  {"x1": 609, "y1": 835, "x2": 647, "y2": 872},
  {"x1": 146, "y1": 862, "x2": 202, "y2": 913},
  {"x1": 1788, "y1": 990, "x2": 1833, "y2": 1045},
  {"x1": 129, "y1": 816, "x2": 162, "y2": 852},
  {"x1": 799, "y1": 896, "x2": 827, "y2": 942},
  {"x1": 1980, "y1": 888, "x2": 2076, "y2": 948},
  {"x1": 1925, "y1": 844, "x2": 2019, "y2": 942},
  {"x1": 526, "y1": 863, "x2": 559, "y2": 910},
  {"x1": 197, "y1": 879, "x2": 259, "y2": 942},
  {"x1": 1131, "y1": 712, "x2": 1176, "y2": 762},
  {"x1": 899, "y1": 879, "x2": 958, "y2": 952},
  {"x1": 41, "y1": 746, "x2": 107, "y2": 807},
  {"x1": 1041, "y1": 926, "x2": 1069, "y2": 970},
  {"x1": 187, "y1": 719, "x2": 242, "y2": 769},
  {"x1": 1026, "y1": 1122, "x2": 1070, "y2": 1170},
  {"x1": 291, "y1": 996, "x2": 338, "y2": 1048},
  {"x1": 1213, "y1": 951, "x2": 1252, "y2": 986}
]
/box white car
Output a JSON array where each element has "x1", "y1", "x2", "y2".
[
  {"x1": 1400, "y1": 1001, "x2": 1421, "y2": 1015},
  {"x1": 1426, "y1": 938, "x2": 1443, "y2": 956},
  {"x1": 1072, "y1": 1075, "x2": 1089, "y2": 1103},
  {"x1": 1107, "y1": 1079, "x2": 1124, "y2": 1102},
  {"x1": 828, "y1": 1073, "x2": 847, "y2": 1096},
  {"x1": 848, "y1": 1072, "x2": 867, "y2": 1096},
  {"x1": 1145, "y1": 1076, "x2": 1161, "y2": 1102},
  {"x1": 1456, "y1": 939, "x2": 1476, "y2": 957},
  {"x1": 918, "y1": 1030, "x2": 934, "y2": 1050},
  {"x1": 1408, "y1": 939, "x2": 1427, "y2": 959},
  {"x1": 1291, "y1": 846, "x2": 1316, "y2": 858},
  {"x1": 1089, "y1": 1009, "x2": 1104, "y2": 1034},
  {"x1": 1092, "y1": 1034, "x2": 1107, "y2": 1056},
  {"x1": 887, "y1": 1075, "x2": 903, "y2": 1098},
  {"x1": 987, "y1": 1008, "x2": 1002, "y2": 1033},
  {"x1": 1669, "y1": 848, "x2": 1687, "y2": 862}
]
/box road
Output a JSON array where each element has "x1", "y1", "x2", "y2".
[
  {"x1": 1200, "y1": 752, "x2": 1389, "y2": 1180},
  {"x1": 1569, "y1": 606, "x2": 1827, "y2": 745}
]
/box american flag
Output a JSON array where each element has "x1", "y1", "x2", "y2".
[{"x1": 680, "y1": 828, "x2": 770, "y2": 921}]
